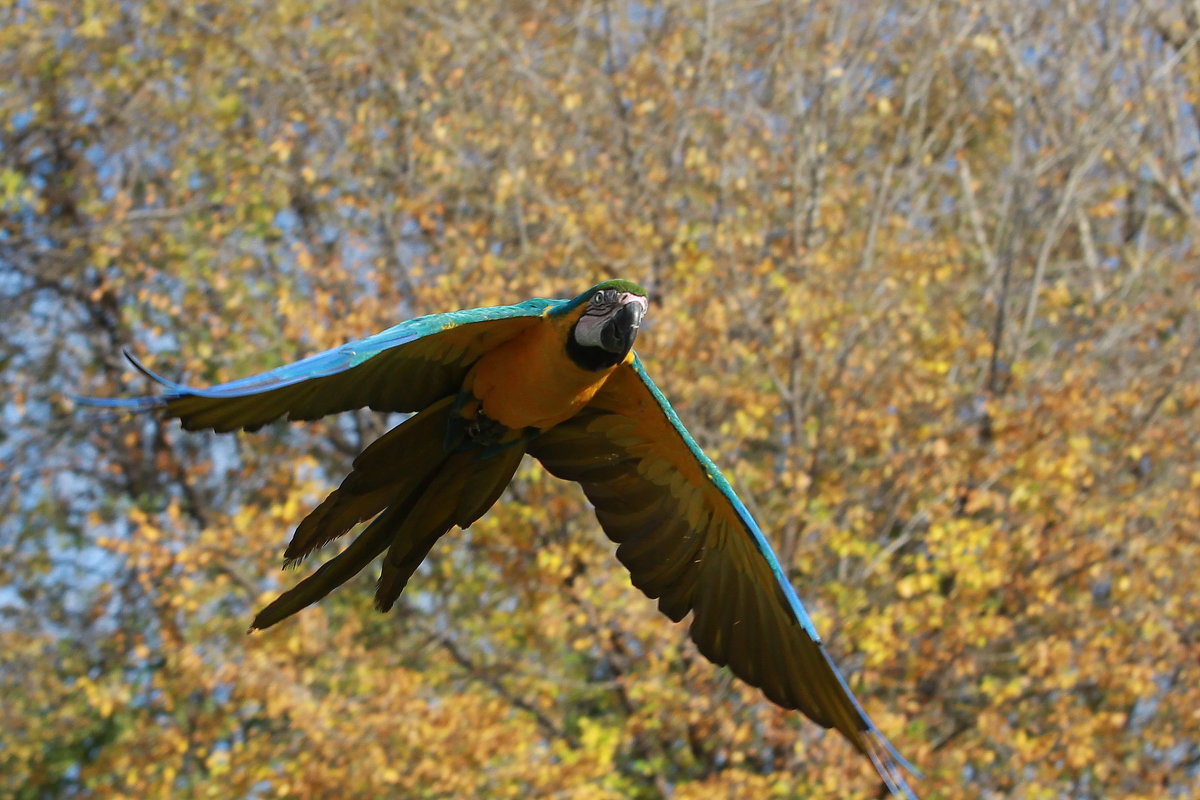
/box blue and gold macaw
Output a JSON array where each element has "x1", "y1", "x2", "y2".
[{"x1": 82, "y1": 280, "x2": 917, "y2": 796}]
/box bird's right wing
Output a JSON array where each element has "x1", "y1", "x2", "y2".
[{"x1": 75, "y1": 298, "x2": 558, "y2": 432}]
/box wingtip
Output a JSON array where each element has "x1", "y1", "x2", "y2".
[
  {"x1": 123, "y1": 347, "x2": 186, "y2": 390},
  {"x1": 68, "y1": 392, "x2": 166, "y2": 412},
  {"x1": 864, "y1": 728, "x2": 921, "y2": 799},
  {"x1": 70, "y1": 349, "x2": 189, "y2": 412}
]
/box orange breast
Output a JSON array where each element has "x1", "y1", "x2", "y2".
[{"x1": 466, "y1": 316, "x2": 617, "y2": 430}]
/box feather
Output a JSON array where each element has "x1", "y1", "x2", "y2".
[
  {"x1": 373, "y1": 443, "x2": 525, "y2": 612},
  {"x1": 249, "y1": 503, "x2": 400, "y2": 631},
  {"x1": 283, "y1": 397, "x2": 455, "y2": 564},
  {"x1": 373, "y1": 454, "x2": 470, "y2": 611},
  {"x1": 454, "y1": 446, "x2": 525, "y2": 526}
]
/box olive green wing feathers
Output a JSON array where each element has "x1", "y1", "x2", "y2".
[
  {"x1": 528, "y1": 355, "x2": 917, "y2": 797},
  {"x1": 76, "y1": 299, "x2": 557, "y2": 432}
]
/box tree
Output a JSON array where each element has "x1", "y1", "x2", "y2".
[{"x1": 2, "y1": 1, "x2": 1197, "y2": 797}]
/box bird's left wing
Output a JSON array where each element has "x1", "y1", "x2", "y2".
[
  {"x1": 527, "y1": 354, "x2": 917, "y2": 797},
  {"x1": 76, "y1": 299, "x2": 557, "y2": 432}
]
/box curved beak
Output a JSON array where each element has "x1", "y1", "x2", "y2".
[{"x1": 600, "y1": 297, "x2": 646, "y2": 354}]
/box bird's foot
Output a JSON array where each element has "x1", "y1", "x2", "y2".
[{"x1": 465, "y1": 410, "x2": 508, "y2": 446}]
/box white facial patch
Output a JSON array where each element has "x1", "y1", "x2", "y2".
[{"x1": 574, "y1": 313, "x2": 608, "y2": 347}]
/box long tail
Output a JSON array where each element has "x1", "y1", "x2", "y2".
[{"x1": 250, "y1": 398, "x2": 524, "y2": 631}]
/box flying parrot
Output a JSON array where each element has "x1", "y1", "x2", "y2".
[{"x1": 81, "y1": 279, "x2": 918, "y2": 797}]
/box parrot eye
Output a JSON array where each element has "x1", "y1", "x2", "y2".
[{"x1": 590, "y1": 290, "x2": 615, "y2": 308}]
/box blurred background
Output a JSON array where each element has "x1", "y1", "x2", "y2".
[{"x1": 2, "y1": 1, "x2": 1198, "y2": 798}]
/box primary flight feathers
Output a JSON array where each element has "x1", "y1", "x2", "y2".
[{"x1": 80, "y1": 279, "x2": 918, "y2": 797}]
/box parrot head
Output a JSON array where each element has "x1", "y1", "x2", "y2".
[{"x1": 565, "y1": 279, "x2": 649, "y2": 370}]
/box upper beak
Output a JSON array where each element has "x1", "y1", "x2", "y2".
[{"x1": 600, "y1": 299, "x2": 645, "y2": 353}]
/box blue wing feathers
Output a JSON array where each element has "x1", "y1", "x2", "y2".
[
  {"x1": 162, "y1": 300, "x2": 556, "y2": 398},
  {"x1": 74, "y1": 298, "x2": 559, "y2": 410}
]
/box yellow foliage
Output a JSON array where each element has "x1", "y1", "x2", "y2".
[{"x1": 2, "y1": 2, "x2": 1199, "y2": 799}]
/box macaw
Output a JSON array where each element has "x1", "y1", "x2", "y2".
[{"x1": 81, "y1": 279, "x2": 918, "y2": 797}]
